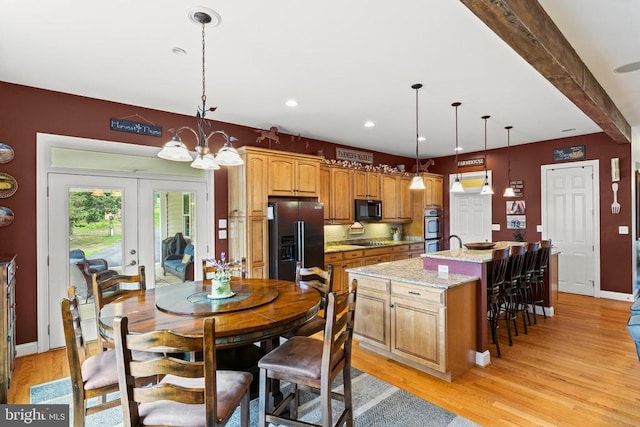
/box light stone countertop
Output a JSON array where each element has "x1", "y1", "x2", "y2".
[
  {"x1": 423, "y1": 241, "x2": 523, "y2": 263},
  {"x1": 346, "y1": 258, "x2": 479, "y2": 290},
  {"x1": 324, "y1": 240, "x2": 419, "y2": 253}
]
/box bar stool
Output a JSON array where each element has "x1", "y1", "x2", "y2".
[
  {"x1": 519, "y1": 241, "x2": 540, "y2": 327},
  {"x1": 504, "y1": 244, "x2": 527, "y2": 341},
  {"x1": 531, "y1": 239, "x2": 551, "y2": 324},
  {"x1": 487, "y1": 247, "x2": 510, "y2": 358}
]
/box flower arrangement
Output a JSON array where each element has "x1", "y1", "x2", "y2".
[{"x1": 204, "y1": 252, "x2": 242, "y2": 282}]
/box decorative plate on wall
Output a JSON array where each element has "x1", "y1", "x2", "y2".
[
  {"x1": 0, "y1": 173, "x2": 18, "y2": 198},
  {"x1": 0, "y1": 143, "x2": 14, "y2": 164},
  {"x1": 0, "y1": 206, "x2": 14, "y2": 227}
]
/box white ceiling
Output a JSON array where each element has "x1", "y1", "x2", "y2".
[{"x1": 0, "y1": 0, "x2": 637, "y2": 158}]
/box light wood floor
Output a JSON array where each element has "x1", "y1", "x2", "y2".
[{"x1": 9, "y1": 293, "x2": 640, "y2": 426}]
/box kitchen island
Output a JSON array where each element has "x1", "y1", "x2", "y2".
[
  {"x1": 347, "y1": 257, "x2": 478, "y2": 382},
  {"x1": 423, "y1": 242, "x2": 557, "y2": 365}
]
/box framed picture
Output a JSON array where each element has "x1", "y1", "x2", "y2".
[
  {"x1": 0, "y1": 173, "x2": 17, "y2": 198},
  {"x1": 0, "y1": 143, "x2": 14, "y2": 164},
  {"x1": 507, "y1": 215, "x2": 526, "y2": 229},
  {"x1": 0, "y1": 206, "x2": 14, "y2": 227},
  {"x1": 506, "y1": 200, "x2": 526, "y2": 215}
]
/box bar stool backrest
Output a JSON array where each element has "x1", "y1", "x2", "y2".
[
  {"x1": 535, "y1": 240, "x2": 552, "y2": 278},
  {"x1": 507, "y1": 244, "x2": 527, "y2": 286},
  {"x1": 488, "y1": 248, "x2": 510, "y2": 296},
  {"x1": 523, "y1": 242, "x2": 540, "y2": 283}
]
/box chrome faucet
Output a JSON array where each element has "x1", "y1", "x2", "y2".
[{"x1": 449, "y1": 234, "x2": 463, "y2": 250}]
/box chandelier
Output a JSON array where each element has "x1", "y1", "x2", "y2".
[{"x1": 157, "y1": 9, "x2": 243, "y2": 169}]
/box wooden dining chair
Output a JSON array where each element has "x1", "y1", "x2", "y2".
[
  {"x1": 113, "y1": 316, "x2": 252, "y2": 427},
  {"x1": 92, "y1": 265, "x2": 146, "y2": 351},
  {"x1": 258, "y1": 283, "x2": 357, "y2": 427},
  {"x1": 284, "y1": 262, "x2": 334, "y2": 338},
  {"x1": 61, "y1": 286, "x2": 120, "y2": 427},
  {"x1": 202, "y1": 257, "x2": 247, "y2": 285}
]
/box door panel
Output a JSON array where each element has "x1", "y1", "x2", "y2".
[{"x1": 544, "y1": 165, "x2": 595, "y2": 296}]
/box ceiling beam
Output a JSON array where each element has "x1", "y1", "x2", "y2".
[{"x1": 460, "y1": 0, "x2": 631, "y2": 144}]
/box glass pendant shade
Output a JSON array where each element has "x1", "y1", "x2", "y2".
[
  {"x1": 451, "y1": 177, "x2": 464, "y2": 193},
  {"x1": 503, "y1": 186, "x2": 516, "y2": 197},
  {"x1": 158, "y1": 136, "x2": 193, "y2": 162},
  {"x1": 409, "y1": 175, "x2": 426, "y2": 190},
  {"x1": 191, "y1": 153, "x2": 220, "y2": 170},
  {"x1": 480, "y1": 177, "x2": 494, "y2": 195},
  {"x1": 215, "y1": 142, "x2": 244, "y2": 166}
]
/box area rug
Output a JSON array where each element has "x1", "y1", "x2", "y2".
[{"x1": 30, "y1": 370, "x2": 479, "y2": 427}]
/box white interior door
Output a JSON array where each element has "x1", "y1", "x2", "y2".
[
  {"x1": 542, "y1": 162, "x2": 599, "y2": 296},
  {"x1": 48, "y1": 174, "x2": 139, "y2": 349},
  {"x1": 449, "y1": 172, "x2": 493, "y2": 245}
]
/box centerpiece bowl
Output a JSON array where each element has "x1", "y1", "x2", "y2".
[{"x1": 464, "y1": 242, "x2": 496, "y2": 250}]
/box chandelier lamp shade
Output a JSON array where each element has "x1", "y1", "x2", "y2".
[
  {"x1": 409, "y1": 83, "x2": 426, "y2": 190},
  {"x1": 479, "y1": 115, "x2": 494, "y2": 195},
  {"x1": 450, "y1": 102, "x2": 464, "y2": 193},
  {"x1": 503, "y1": 125, "x2": 516, "y2": 197},
  {"x1": 157, "y1": 9, "x2": 243, "y2": 169}
]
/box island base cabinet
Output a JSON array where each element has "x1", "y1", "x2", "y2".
[{"x1": 351, "y1": 272, "x2": 477, "y2": 382}]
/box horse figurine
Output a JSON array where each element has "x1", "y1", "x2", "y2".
[
  {"x1": 411, "y1": 158, "x2": 435, "y2": 173},
  {"x1": 255, "y1": 126, "x2": 280, "y2": 146}
]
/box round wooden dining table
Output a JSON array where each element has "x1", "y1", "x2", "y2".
[{"x1": 98, "y1": 277, "x2": 321, "y2": 348}]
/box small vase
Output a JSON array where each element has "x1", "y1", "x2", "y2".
[{"x1": 208, "y1": 279, "x2": 233, "y2": 299}]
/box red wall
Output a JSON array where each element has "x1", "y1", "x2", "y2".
[
  {"x1": 430, "y1": 132, "x2": 632, "y2": 294},
  {"x1": 0, "y1": 82, "x2": 413, "y2": 345}
]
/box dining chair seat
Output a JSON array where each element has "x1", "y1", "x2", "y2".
[
  {"x1": 258, "y1": 336, "x2": 344, "y2": 379},
  {"x1": 80, "y1": 349, "x2": 119, "y2": 390}
]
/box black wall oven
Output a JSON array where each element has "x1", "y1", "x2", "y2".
[{"x1": 424, "y1": 208, "x2": 442, "y2": 253}]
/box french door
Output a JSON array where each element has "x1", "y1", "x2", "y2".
[{"x1": 47, "y1": 173, "x2": 207, "y2": 349}]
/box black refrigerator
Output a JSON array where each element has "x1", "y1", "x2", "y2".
[{"x1": 268, "y1": 200, "x2": 324, "y2": 281}]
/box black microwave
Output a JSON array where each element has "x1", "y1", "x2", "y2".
[{"x1": 355, "y1": 199, "x2": 382, "y2": 221}]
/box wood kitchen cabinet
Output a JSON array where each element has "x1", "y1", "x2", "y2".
[
  {"x1": 350, "y1": 270, "x2": 476, "y2": 382},
  {"x1": 268, "y1": 154, "x2": 320, "y2": 197},
  {"x1": 423, "y1": 173, "x2": 443, "y2": 207},
  {"x1": 353, "y1": 170, "x2": 380, "y2": 199},
  {"x1": 319, "y1": 165, "x2": 353, "y2": 224},
  {"x1": 404, "y1": 172, "x2": 443, "y2": 238},
  {"x1": 381, "y1": 174, "x2": 412, "y2": 223},
  {"x1": 325, "y1": 250, "x2": 363, "y2": 295},
  {"x1": 228, "y1": 149, "x2": 268, "y2": 217}
]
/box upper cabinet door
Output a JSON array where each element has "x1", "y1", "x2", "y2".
[{"x1": 268, "y1": 155, "x2": 320, "y2": 197}]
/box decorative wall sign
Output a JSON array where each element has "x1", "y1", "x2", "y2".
[
  {"x1": 458, "y1": 157, "x2": 484, "y2": 167},
  {"x1": 0, "y1": 206, "x2": 14, "y2": 227},
  {"x1": 0, "y1": 173, "x2": 17, "y2": 198},
  {"x1": 510, "y1": 179, "x2": 524, "y2": 197},
  {"x1": 336, "y1": 147, "x2": 373, "y2": 164},
  {"x1": 110, "y1": 118, "x2": 162, "y2": 137},
  {"x1": 0, "y1": 143, "x2": 14, "y2": 164},
  {"x1": 553, "y1": 145, "x2": 585, "y2": 161}
]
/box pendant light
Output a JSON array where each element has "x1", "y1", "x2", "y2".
[
  {"x1": 409, "y1": 83, "x2": 426, "y2": 190},
  {"x1": 157, "y1": 9, "x2": 243, "y2": 169},
  {"x1": 503, "y1": 126, "x2": 516, "y2": 197},
  {"x1": 480, "y1": 115, "x2": 494, "y2": 195},
  {"x1": 450, "y1": 102, "x2": 464, "y2": 193}
]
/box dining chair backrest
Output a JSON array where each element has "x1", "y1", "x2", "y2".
[
  {"x1": 488, "y1": 248, "x2": 510, "y2": 294},
  {"x1": 62, "y1": 286, "x2": 120, "y2": 427},
  {"x1": 507, "y1": 244, "x2": 527, "y2": 287},
  {"x1": 523, "y1": 241, "x2": 540, "y2": 282},
  {"x1": 92, "y1": 266, "x2": 146, "y2": 351},
  {"x1": 113, "y1": 316, "x2": 251, "y2": 427},
  {"x1": 323, "y1": 284, "x2": 357, "y2": 382},
  {"x1": 295, "y1": 262, "x2": 333, "y2": 310}
]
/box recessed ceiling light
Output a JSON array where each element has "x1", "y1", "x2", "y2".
[
  {"x1": 285, "y1": 99, "x2": 299, "y2": 107},
  {"x1": 172, "y1": 47, "x2": 187, "y2": 55},
  {"x1": 614, "y1": 61, "x2": 640, "y2": 73},
  {"x1": 364, "y1": 121, "x2": 375, "y2": 128},
  {"x1": 418, "y1": 136, "x2": 426, "y2": 142}
]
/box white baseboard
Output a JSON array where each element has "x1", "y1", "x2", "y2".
[
  {"x1": 16, "y1": 342, "x2": 38, "y2": 357},
  {"x1": 475, "y1": 350, "x2": 491, "y2": 367},
  {"x1": 600, "y1": 290, "x2": 634, "y2": 302}
]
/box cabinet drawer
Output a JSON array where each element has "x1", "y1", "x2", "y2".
[
  {"x1": 391, "y1": 281, "x2": 445, "y2": 305},
  {"x1": 364, "y1": 247, "x2": 393, "y2": 257},
  {"x1": 343, "y1": 250, "x2": 364, "y2": 259},
  {"x1": 324, "y1": 253, "x2": 343, "y2": 263},
  {"x1": 363, "y1": 254, "x2": 393, "y2": 266},
  {"x1": 409, "y1": 243, "x2": 424, "y2": 252},
  {"x1": 352, "y1": 275, "x2": 389, "y2": 293},
  {"x1": 392, "y1": 245, "x2": 409, "y2": 253}
]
